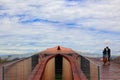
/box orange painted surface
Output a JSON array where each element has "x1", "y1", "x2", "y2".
[
  {"x1": 42, "y1": 58, "x2": 55, "y2": 80},
  {"x1": 30, "y1": 58, "x2": 86, "y2": 79},
  {"x1": 63, "y1": 57, "x2": 72, "y2": 80},
  {"x1": 29, "y1": 46, "x2": 87, "y2": 80},
  {"x1": 40, "y1": 46, "x2": 76, "y2": 54},
  {"x1": 3, "y1": 58, "x2": 31, "y2": 80}
]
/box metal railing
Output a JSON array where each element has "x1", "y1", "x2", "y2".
[
  {"x1": 79, "y1": 55, "x2": 100, "y2": 80},
  {"x1": 1, "y1": 54, "x2": 39, "y2": 80}
]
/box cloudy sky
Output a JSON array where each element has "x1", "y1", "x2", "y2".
[{"x1": 0, "y1": 0, "x2": 120, "y2": 56}]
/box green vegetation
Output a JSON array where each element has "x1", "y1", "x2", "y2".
[{"x1": 55, "y1": 74, "x2": 62, "y2": 80}]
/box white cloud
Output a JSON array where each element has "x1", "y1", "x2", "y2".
[
  {"x1": 1, "y1": 0, "x2": 120, "y2": 32},
  {"x1": 0, "y1": 0, "x2": 120, "y2": 56}
]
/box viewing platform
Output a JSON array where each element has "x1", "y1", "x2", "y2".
[
  {"x1": 0, "y1": 46, "x2": 120, "y2": 80},
  {"x1": 89, "y1": 58, "x2": 120, "y2": 80}
]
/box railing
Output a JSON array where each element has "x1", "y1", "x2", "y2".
[
  {"x1": 1, "y1": 54, "x2": 39, "y2": 80},
  {"x1": 79, "y1": 55, "x2": 100, "y2": 80}
]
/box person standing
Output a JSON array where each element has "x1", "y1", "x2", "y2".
[{"x1": 103, "y1": 46, "x2": 111, "y2": 65}]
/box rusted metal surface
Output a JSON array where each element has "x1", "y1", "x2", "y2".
[{"x1": 28, "y1": 51, "x2": 86, "y2": 80}]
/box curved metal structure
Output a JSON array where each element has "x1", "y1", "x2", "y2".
[{"x1": 28, "y1": 46, "x2": 86, "y2": 80}]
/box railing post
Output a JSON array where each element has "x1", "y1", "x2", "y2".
[
  {"x1": 2, "y1": 66, "x2": 4, "y2": 80},
  {"x1": 98, "y1": 66, "x2": 100, "y2": 80}
]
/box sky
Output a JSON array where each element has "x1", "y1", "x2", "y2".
[{"x1": 0, "y1": 0, "x2": 120, "y2": 57}]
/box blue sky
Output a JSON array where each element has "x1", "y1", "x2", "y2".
[{"x1": 0, "y1": 0, "x2": 120, "y2": 57}]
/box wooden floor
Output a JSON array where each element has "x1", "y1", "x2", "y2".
[{"x1": 89, "y1": 58, "x2": 120, "y2": 80}]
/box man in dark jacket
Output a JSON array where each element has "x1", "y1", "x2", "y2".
[{"x1": 103, "y1": 46, "x2": 111, "y2": 65}]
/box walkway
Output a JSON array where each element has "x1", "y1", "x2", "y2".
[{"x1": 89, "y1": 58, "x2": 120, "y2": 80}]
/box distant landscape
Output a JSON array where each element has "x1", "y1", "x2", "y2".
[
  {"x1": 0, "y1": 50, "x2": 119, "y2": 61},
  {"x1": 0, "y1": 53, "x2": 34, "y2": 61}
]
